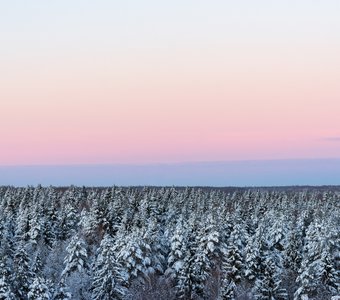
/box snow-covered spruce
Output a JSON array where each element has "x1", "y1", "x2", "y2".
[
  {"x1": 27, "y1": 277, "x2": 51, "y2": 300},
  {"x1": 0, "y1": 186, "x2": 338, "y2": 299},
  {"x1": 91, "y1": 233, "x2": 126, "y2": 300}
]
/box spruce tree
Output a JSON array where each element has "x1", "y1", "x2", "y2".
[
  {"x1": 12, "y1": 241, "x2": 32, "y2": 299},
  {"x1": 165, "y1": 222, "x2": 187, "y2": 282},
  {"x1": 28, "y1": 277, "x2": 51, "y2": 300},
  {"x1": 91, "y1": 233, "x2": 126, "y2": 300},
  {"x1": 53, "y1": 281, "x2": 72, "y2": 300},
  {"x1": 254, "y1": 256, "x2": 288, "y2": 300},
  {"x1": 61, "y1": 235, "x2": 88, "y2": 279},
  {"x1": 0, "y1": 276, "x2": 15, "y2": 300},
  {"x1": 117, "y1": 229, "x2": 153, "y2": 285}
]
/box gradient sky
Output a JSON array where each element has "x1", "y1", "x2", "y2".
[{"x1": 1, "y1": 1, "x2": 340, "y2": 170}]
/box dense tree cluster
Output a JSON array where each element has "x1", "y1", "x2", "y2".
[{"x1": 0, "y1": 185, "x2": 339, "y2": 299}]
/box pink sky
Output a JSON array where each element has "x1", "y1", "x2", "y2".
[{"x1": 1, "y1": 1, "x2": 340, "y2": 166}]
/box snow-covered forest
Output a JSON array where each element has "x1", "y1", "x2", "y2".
[{"x1": 0, "y1": 186, "x2": 339, "y2": 300}]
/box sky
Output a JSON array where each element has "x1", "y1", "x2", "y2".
[
  {"x1": 1, "y1": 1, "x2": 340, "y2": 185},
  {"x1": 1, "y1": 159, "x2": 340, "y2": 187}
]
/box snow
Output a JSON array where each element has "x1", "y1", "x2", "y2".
[{"x1": 0, "y1": 186, "x2": 338, "y2": 299}]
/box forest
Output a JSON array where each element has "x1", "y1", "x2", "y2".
[{"x1": 0, "y1": 185, "x2": 339, "y2": 300}]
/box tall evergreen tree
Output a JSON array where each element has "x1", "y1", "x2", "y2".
[
  {"x1": 254, "y1": 256, "x2": 288, "y2": 300},
  {"x1": 61, "y1": 235, "x2": 88, "y2": 279},
  {"x1": 91, "y1": 234, "x2": 126, "y2": 300},
  {"x1": 12, "y1": 241, "x2": 32, "y2": 299}
]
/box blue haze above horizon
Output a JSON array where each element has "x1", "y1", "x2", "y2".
[{"x1": 1, "y1": 159, "x2": 339, "y2": 187}]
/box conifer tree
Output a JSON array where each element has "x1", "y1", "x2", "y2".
[
  {"x1": 117, "y1": 229, "x2": 153, "y2": 285},
  {"x1": 61, "y1": 235, "x2": 88, "y2": 279},
  {"x1": 254, "y1": 256, "x2": 288, "y2": 300},
  {"x1": 244, "y1": 234, "x2": 262, "y2": 281},
  {"x1": 166, "y1": 222, "x2": 187, "y2": 282},
  {"x1": 219, "y1": 279, "x2": 236, "y2": 300},
  {"x1": 12, "y1": 241, "x2": 32, "y2": 298},
  {"x1": 28, "y1": 277, "x2": 51, "y2": 300},
  {"x1": 53, "y1": 281, "x2": 72, "y2": 300},
  {"x1": 14, "y1": 206, "x2": 30, "y2": 242},
  {"x1": 91, "y1": 233, "x2": 126, "y2": 300},
  {"x1": 176, "y1": 249, "x2": 195, "y2": 299},
  {"x1": 223, "y1": 225, "x2": 244, "y2": 284},
  {"x1": 28, "y1": 203, "x2": 42, "y2": 247},
  {"x1": 0, "y1": 276, "x2": 15, "y2": 300},
  {"x1": 58, "y1": 203, "x2": 78, "y2": 241},
  {"x1": 284, "y1": 229, "x2": 303, "y2": 273},
  {"x1": 294, "y1": 222, "x2": 326, "y2": 299},
  {"x1": 317, "y1": 248, "x2": 339, "y2": 294}
]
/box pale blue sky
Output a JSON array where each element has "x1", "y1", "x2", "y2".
[
  {"x1": 1, "y1": 1, "x2": 339, "y2": 56},
  {"x1": 1, "y1": 159, "x2": 340, "y2": 187}
]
